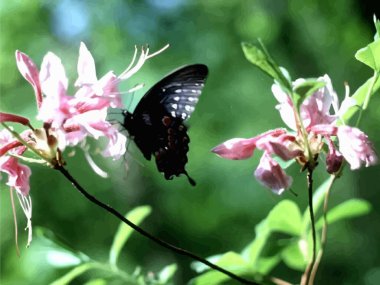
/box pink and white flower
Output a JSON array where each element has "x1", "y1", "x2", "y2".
[
  {"x1": 14, "y1": 42, "x2": 167, "y2": 168},
  {"x1": 212, "y1": 75, "x2": 377, "y2": 194},
  {"x1": 1, "y1": 42, "x2": 168, "y2": 246}
]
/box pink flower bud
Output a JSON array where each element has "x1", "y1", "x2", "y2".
[{"x1": 325, "y1": 139, "x2": 343, "y2": 174}]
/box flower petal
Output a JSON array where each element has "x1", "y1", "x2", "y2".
[
  {"x1": 300, "y1": 75, "x2": 337, "y2": 129},
  {"x1": 337, "y1": 126, "x2": 378, "y2": 170},
  {"x1": 254, "y1": 153, "x2": 292, "y2": 194},
  {"x1": 0, "y1": 112, "x2": 30, "y2": 127},
  {"x1": 212, "y1": 129, "x2": 287, "y2": 160},
  {"x1": 15, "y1": 50, "x2": 42, "y2": 109},
  {"x1": 0, "y1": 156, "x2": 31, "y2": 195},
  {"x1": 211, "y1": 138, "x2": 258, "y2": 160},
  {"x1": 256, "y1": 133, "x2": 301, "y2": 161},
  {"x1": 75, "y1": 42, "x2": 98, "y2": 87}
]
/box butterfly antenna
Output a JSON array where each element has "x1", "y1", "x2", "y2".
[
  {"x1": 184, "y1": 171, "x2": 196, "y2": 186},
  {"x1": 125, "y1": 84, "x2": 140, "y2": 112},
  {"x1": 124, "y1": 141, "x2": 146, "y2": 168}
]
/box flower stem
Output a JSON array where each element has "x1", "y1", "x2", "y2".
[
  {"x1": 309, "y1": 175, "x2": 336, "y2": 284},
  {"x1": 56, "y1": 165, "x2": 260, "y2": 285},
  {"x1": 301, "y1": 169, "x2": 316, "y2": 285}
]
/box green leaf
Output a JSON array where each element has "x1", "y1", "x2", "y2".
[
  {"x1": 374, "y1": 15, "x2": 380, "y2": 40},
  {"x1": 50, "y1": 263, "x2": 95, "y2": 285},
  {"x1": 84, "y1": 279, "x2": 108, "y2": 285},
  {"x1": 158, "y1": 264, "x2": 177, "y2": 284},
  {"x1": 242, "y1": 220, "x2": 271, "y2": 265},
  {"x1": 46, "y1": 250, "x2": 82, "y2": 268},
  {"x1": 242, "y1": 42, "x2": 278, "y2": 79},
  {"x1": 34, "y1": 228, "x2": 89, "y2": 268},
  {"x1": 273, "y1": 156, "x2": 296, "y2": 170},
  {"x1": 253, "y1": 256, "x2": 281, "y2": 275},
  {"x1": 293, "y1": 80, "x2": 325, "y2": 109},
  {"x1": 191, "y1": 254, "x2": 225, "y2": 273},
  {"x1": 316, "y1": 199, "x2": 372, "y2": 230},
  {"x1": 190, "y1": 252, "x2": 250, "y2": 285},
  {"x1": 267, "y1": 200, "x2": 302, "y2": 236},
  {"x1": 281, "y1": 241, "x2": 307, "y2": 271},
  {"x1": 109, "y1": 206, "x2": 152, "y2": 267},
  {"x1": 341, "y1": 75, "x2": 380, "y2": 124},
  {"x1": 191, "y1": 252, "x2": 246, "y2": 274},
  {"x1": 241, "y1": 42, "x2": 292, "y2": 91},
  {"x1": 355, "y1": 40, "x2": 380, "y2": 71}
]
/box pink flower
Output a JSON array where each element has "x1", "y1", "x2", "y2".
[
  {"x1": 14, "y1": 42, "x2": 167, "y2": 168},
  {"x1": 272, "y1": 76, "x2": 338, "y2": 131},
  {"x1": 1, "y1": 43, "x2": 168, "y2": 248},
  {"x1": 212, "y1": 75, "x2": 377, "y2": 193}
]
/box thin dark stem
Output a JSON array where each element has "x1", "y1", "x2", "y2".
[
  {"x1": 301, "y1": 169, "x2": 316, "y2": 285},
  {"x1": 309, "y1": 175, "x2": 335, "y2": 284},
  {"x1": 308, "y1": 169, "x2": 316, "y2": 266},
  {"x1": 56, "y1": 165, "x2": 259, "y2": 285}
]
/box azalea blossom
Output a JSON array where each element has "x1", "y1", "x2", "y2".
[
  {"x1": 14, "y1": 42, "x2": 168, "y2": 166},
  {"x1": 1, "y1": 42, "x2": 168, "y2": 247},
  {"x1": 212, "y1": 75, "x2": 377, "y2": 194}
]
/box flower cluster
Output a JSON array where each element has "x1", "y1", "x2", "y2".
[
  {"x1": 212, "y1": 75, "x2": 377, "y2": 194},
  {"x1": 0, "y1": 42, "x2": 167, "y2": 246}
]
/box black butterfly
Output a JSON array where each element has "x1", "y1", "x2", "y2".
[{"x1": 122, "y1": 64, "x2": 208, "y2": 186}]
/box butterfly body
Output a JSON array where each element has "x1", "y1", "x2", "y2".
[{"x1": 123, "y1": 64, "x2": 208, "y2": 186}]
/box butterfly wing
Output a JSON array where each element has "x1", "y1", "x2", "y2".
[
  {"x1": 134, "y1": 64, "x2": 208, "y2": 119},
  {"x1": 124, "y1": 64, "x2": 208, "y2": 185}
]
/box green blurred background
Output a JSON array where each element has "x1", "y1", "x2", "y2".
[{"x1": 1, "y1": 1, "x2": 379, "y2": 284}]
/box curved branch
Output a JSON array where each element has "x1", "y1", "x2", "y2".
[{"x1": 56, "y1": 165, "x2": 259, "y2": 285}]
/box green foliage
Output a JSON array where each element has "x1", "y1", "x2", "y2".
[
  {"x1": 355, "y1": 41, "x2": 380, "y2": 72},
  {"x1": 342, "y1": 19, "x2": 380, "y2": 124},
  {"x1": 315, "y1": 199, "x2": 372, "y2": 230},
  {"x1": 109, "y1": 206, "x2": 152, "y2": 267},
  {"x1": 293, "y1": 79, "x2": 326, "y2": 110},
  {"x1": 355, "y1": 17, "x2": 380, "y2": 72},
  {"x1": 242, "y1": 42, "x2": 327, "y2": 110},
  {"x1": 1, "y1": 2, "x2": 379, "y2": 285},
  {"x1": 191, "y1": 186, "x2": 371, "y2": 284},
  {"x1": 39, "y1": 206, "x2": 176, "y2": 285},
  {"x1": 242, "y1": 41, "x2": 292, "y2": 93}
]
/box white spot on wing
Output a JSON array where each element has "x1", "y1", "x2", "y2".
[
  {"x1": 185, "y1": 105, "x2": 194, "y2": 112},
  {"x1": 172, "y1": 103, "x2": 178, "y2": 109},
  {"x1": 171, "y1": 111, "x2": 176, "y2": 117},
  {"x1": 174, "y1": 96, "x2": 180, "y2": 101},
  {"x1": 175, "y1": 89, "x2": 182, "y2": 93},
  {"x1": 181, "y1": 113, "x2": 187, "y2": 119},
  {"x1": 188, "y1": 97, "x2": 198, "y2": 102}
]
